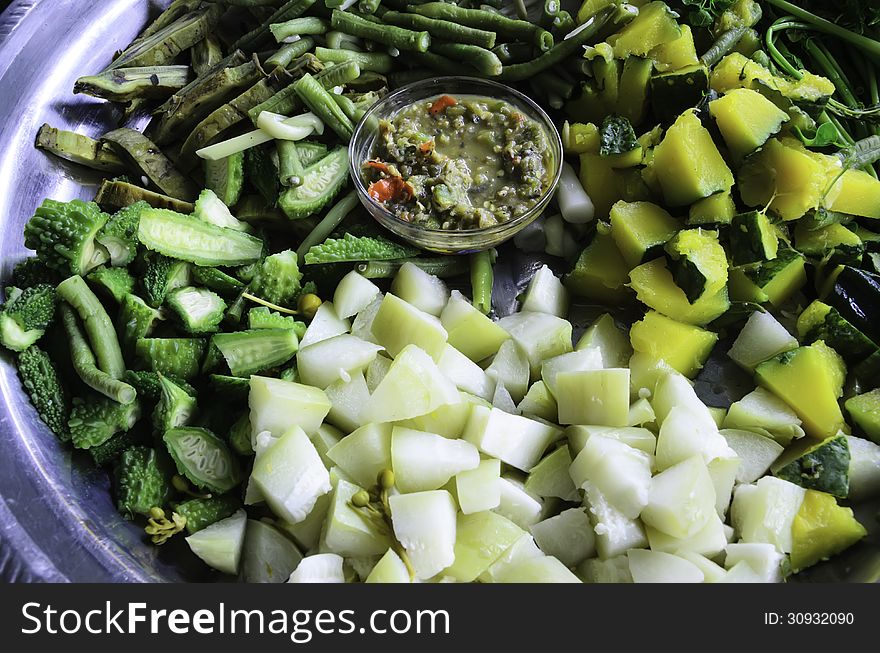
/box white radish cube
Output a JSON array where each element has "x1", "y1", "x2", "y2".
[
  {"x1": 521, "y1": 264, "x2": 569, "y2": 317},
  {"x1": 540, "y1": 347, "x2": 605, "y2": 397},
  {"x1": 389, "y1": 490, "x2": 457, "y2": 580},
  {"x1": 645, "y1": 512, "x2": 728, "y2": 557},
  {"x1": 437, "y1": 344, "x2": 495, "y2": 401},
  {"x1": 730, "y1": 476, "x2": 805, "y2": 553},
  {"x1": 287, "y1": 553, "x2": 345, "y2": 583},
  {"x1": 651, "y1": 371, "x2": 717, "y2": 429},
  {"x1": 326, "y1": 423, "x2": 392, "y2": 489},
  {"x1": 530, "y1": 507, "x2": 595, "y2": 567},
  {"x1": 333, "y1": 271, "x2": 381, "y2": 319},
  {"x1": 583, "y1": 481, "x2": 648, "y2": 559},
  {"x1": 492, "y1": 381, "x2": 519, "y2": 414},
  {"x1": 497, "y1": 311, "x2": 573, "y2": 378},
  {"x1": 299, "y1": 301, "x2": 350, "y2": 348},
  {"x1": 495, "y1": 555, "x2": 581, "y2": 583},
  {"x1": 567, "y1": 425, "x2": 657, "y2": 456},
  {"x1": 463, "y1": 405, "x2": 560, "y2": 472},
  {"x1": 569, "y1": 434, "x2": 652, "y2": 519},
  {"x1": 641, "y1": 455, "x2": 716, "y2": 539},
  {"x1": 445, "y1": 511, "x2": 524, "y2": 582},
  {"x1": 728, "y1": 310, "x2": 798, "y2": 372},
  {"x1": 365, "y1": 549, "x2": 411, "y2": 583},
  {"x1": 576, "y1": 313, "x2": 632, "y2": 365},
  {"x1": 391, "y1": 426, "x2": 480, "y2": 493},
  {"x1": 627, "y1": 397, "x2": 656, "y2": 426},
  {"x1": 249, "y1": 375, "x2": 330, "y2": 441},
  {"x1": 494, "y1": 476, "x2": 543, "y2": 529},
  {"x1": 655, "y1": 405, "x2": 733, "y2": 470},
  {"x1": 721, "y1": 428, "x2": 784, "y2": 484},
  {"x1": 364, "y1": 345, "x2": 460, "y2": 423},
  {"x1": 309, "y1": 424, "x2": 342, "y2": 469},
  {"x1": 370, "y1": 293, "x2": 448, "y2": 360},
  {"x1": 518, "y1": 380, "x2": 558, "y2": 422},
  {"x1": 396, "y1": 392, "x2": 484, "y2": 438},
  {"x1": 321, "y1": 478, "x2": 391, "y2": 557},
  {"x1": 627, "y1": 549, "x2": 705, "y2": 583},
  {"x1": 725, "y1": 542, "x2": 786, "y2": 582},
  {"x1": 324, "y1": 371, "x2": 371, "y2": 434},
  {"x1": 251, "y1": 426, "x2": 332, "y2": 524},
  {"x1": 296, "y1": 334, "x2": 384, "y2": 389},
  {"x1": 486, "y1": 339, "x2": 530, "y2": 403},
  {"x1": 525, "y1": 446, "x2": 579, "y2": 501},
  {"x1": 390, "y1": 262, "x2": 449, "y2": 316},
  {"x1": 185, "y1": 509, "x2": 247, "y2": 575},
  {"x1": 556, "y1": 368, "x2": 631, "y2": 426},
  {"x1": 455, "y1": 458, "x2": 501, "y2": 514},
  {"x1": 440, "y1": 290, "x2": 510, "y2": 362}
]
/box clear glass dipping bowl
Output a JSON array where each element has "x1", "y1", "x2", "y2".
[{"x1": 348, "y1": 76, "x2": 563, "y2": 254}]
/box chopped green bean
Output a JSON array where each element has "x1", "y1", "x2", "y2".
[
  {"x1": 295, "y1": 190, "x2": 360, "y2": 264},
  {"x1": 293, "y1": 73, "x2": 354, "y2": 140},
  {"x1": 330, "y1": 9, "x2": 431, "y2": 52},
  {"x1": 430, "y1": 42, "x2": 503, "y2": 77},
  {"x1": 269, "y1": 17, "x2": 330, "y2": 43},
  {"x1": 265, "y1": 37, "x2": 316, "y2": 68},
  {"x1": 277, "y1": 140, "x2": 305, "y2": 187},
  {"x1": 326, "y1": 30, "x2": 363, "y2": 51},
  {"x1": 314, "y1": 46, "x2": 393, "y2": 73},
  {"x1": 356, "y1": 257, "x2": 469, "y2": 279},
  {"x1": 410, "y1": 2, "x2": 553, "y2": 51},
  {"x1": 232, "y1": 0, "x2": 318, "y2": 52}
]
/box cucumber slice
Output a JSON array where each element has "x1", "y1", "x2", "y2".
[
  {"x1": 540, "y1": 348, "x2": 604, "y2": 398},
  {"x1": 390, "y1": 262, "x2": 449, "y2": 317},
  {"x1": 455, "y1": 458, "x2": 502, "y2": 514},
  {"x1": 486, "y1": 340, "x2": 530, "y2": 403},
  {"x1": 520, "y1": 265, "x2": 569, "y2": 318},
  {"x1": 278, "y1": 492, "x2": 330, "y2": 551},
  {"x1": 332, "y1": 271, "x2": 381, "y2": 320},
  {"x1": 185, "y1": 509, "x2": 247, "y2": 575},
  {"x1": 517, "y1": 380, "x2": 558, "y2": 422},
  {"x1": 464, "y1": 405, "x2": 561, "y2": 472},
  {"x1": 440, "y1": 290, "x2": 510, "y2": 363},
  {"x1": 164, "y1": 427, "x2": 241, "y2": 493},
  {"x1": 655, "y1": 406, "x2": 733, "y2": 471},
  {"x1": 389, "y1": 490, "x2": 457, "y2": 580},
  {"x1": 567, "y1": 425, "x2": 657, "y2": 456},
  {"x1": 530, "y1": 508, "x2": 595, "y2": 567},
  {"x1": 577, "y1": 555, "x2": 633, "y2": 583},
  {"x1": 628, "y1": 549, "x2": 704, "y2": 583},
  {"x1": 570, "y1": 435, "x2": 652, "y2": 519},
  {"x1": 248, "y1": 375, "x2": 331, "y2": 440},
  {"x1": 724, "y1": 542, "x2": 785, "y2": 583},
  {"x1": 720, "y1": 429, "x2": 784, "y2": 484},
  {"x1": 364, "y1": 345, "x2": 460, "y2": 423},
  {"x1": 479, "y1": 533, "x2": 544, "y2": 583},
  {"x1": 556, "y1": 368, "x2": 631, "y2": 426},
  {"x1": 641, "y1": 456, "x2": 716, "y2": 539},
  {"x1": 582, "y1": 480, "x2": 648, "y2": 559},
  {"x1": 446, "y1": 511, "x2": 524, "y2": 583},
  {"x1": 324, "y1": 372, "x2": 371, "y2": 434},
  {"x1": 365, "y1": 549, "x2": 411, "y2": 583},
  {"x1": 731, "y1": 476, "x2": 806, "y2": 553},
  {"x1": 251, "y1": 426, "x2": 331, "y2": 524},
  {"x1": 391, "y1": 426, "x2": 479, "y2": 493},
  {"x1": 326, "y1": 423, "x2": 392, "y2": 490},
  {"x1": 395, "y1": 392, "x2": 485, "y2": 439},
  {"x1": 497, "y1": 311, "x2": 574, "y2": 378},
  {"x1": 278, "y1": 146, "x2": 349, "y2": 220},
  {"x1": 772, "y1": 433, "x2": 850, "y2": 498},
  {"x1": 645, "y1": 513, "x2": 727, "y2": 557},
  {"x1": 296, "y1": 334, "x2": 384, "y2": 389},
  {"x1": 576, "y1": 313, "x2": 632, "y2": 368},
  {"x1": 138, "y1": 207, "x2": 264, "y2": 266},
  {"x1": 437, "y1": 344, "x2": 495, "y2": 402},
  {"x1": 241, "y1": 519, "x2": 303, "y2": 583},
  {"x1": 494, "y1": 477, "x2": 543, "y2": 530},
  {"x1": 321, "y1": 478, "x2": 392, "y2": 557},
  {"x1": 525, "y1": 446, "x2": 579, "y2": 501},
  {"x1": 727, "y1": 310, "x2": 798, "y2": 372},
  {"x1": 495, "y1": 555, "x2": 581, "y2": 583},
  {"x1": 287, "y1": 553, "x2": 345, "y2": 583},
  {"x1": 722, "y1": 387, "x2": 805, "y2": 445},
  {"x1": 845, "y1": 436, "x2": 880, "y2": 501},
  {"x1": 299, "y1": 301, "x2": 350, "y2": 348},
  {"x1": 371, "y1": 293, "x2": 448, "y2": 361}
]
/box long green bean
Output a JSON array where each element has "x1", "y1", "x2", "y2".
[
  {"x1": 293, "y1": 72, "x2": 354, "y2": 140},
  {"x1": 330, "y1": 9, "x2": 431, "y2": 52},
  {"x1": 277, "y1": 140, "x2": 305, "y2": 187},
  {"x1": 295, "y1": 191, "x2": 360, "y2": 264},
  {"x1": 232, "y1": 0, "x2": 317, "y2": 52},
  {"x1": 410, "y1": 2, "x2": 553, "y2": 51},
  {"x1": 265, "y1": 36, "x2": 316, "y2": 68},
  {"x1": 326, "y1": 30, "x2": 363, "y2": 51},
  {"x1": 470, "y1": 250, "x2": 495, "y2": 315},
  {"x1": 356, "y1": 257, "x2": 469, "y2": 279},
  {"x1": 269, "y1": 17, "x2": 330, "y2": 42},
  {"x1": 314, "y1": 46, "x2": 393, "y2": 73},
  {"x1": 382, "y1": 11, "x2": 496, "y2": 49},
  {"x1": 59, "y1": 305, "x2": 137, "y2": 405},
  {"x1": 700, "y1": 27, "x2": 747, "y2": 67},
  {"x1": 332, "y1": 93, "x2": 361, "y2": 122},
  {"x1": 431, "y1": 42, "x2": 503, "y2": 77}
]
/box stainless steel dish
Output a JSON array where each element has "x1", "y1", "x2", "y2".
[{"x1": 0, "y1": 0, "x2": 877, "y2": 583}]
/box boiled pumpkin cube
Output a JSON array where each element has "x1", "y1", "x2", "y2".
[{"x1": 709, "y1": 88, "x2": 789, "y2": 159}]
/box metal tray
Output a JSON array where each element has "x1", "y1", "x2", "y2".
[{"x1": 0, "y1": 0, "x2": 877, "y2": 583}]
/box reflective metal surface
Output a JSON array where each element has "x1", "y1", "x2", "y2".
[{"x1": 0, "y1": 0, "x2": 876, "y2": 583}]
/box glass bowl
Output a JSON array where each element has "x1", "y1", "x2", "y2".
[{"x1": 348, "y1": 76, "x2": 563, "y2": 254}]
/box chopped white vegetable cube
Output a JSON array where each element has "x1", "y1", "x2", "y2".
[
  {"x1": 627, "y1": 549, "x2": 705, "y2": 583},
  {"x1": 365, "y1": 549, "x2": 411, "y2": 583},
  {"x1": 440, "y1": 290, "x2": 510, "y2": 362},
  {"x1": 391, "y1": 426, "x2": 480, "y2": 493},
  {"x1": 389, "y1": 490, "x2": 457, "y2": 580},
  {"x1": 333, "y1": 271, "x2": 381, "y2": 319},
  {"x1": 287, "y1": 553, "x2": 346, "y2": 583},
  {"x1": 583, "y1": 481, "x2": 648, "y2": 559},
  {"x1": 720, "y1": 428, "x2": 784, "y2": 484},
  {"x1": 391, "y1": 262, "x2": 449, "y2": 316},
  {"x1": 569, "y1": 434, "x2": 652, "y2": 519},
  {"x1": 371, "y1": 293, "x2": 448, "y2": 360},
  {"x1": 494, "y1": 476, "x2": 543, "y2": 529},
  {"x1": 296, "y1": 333, "x2": 384, "y2": 389},
  {"x1": 437, "y1": 344, "x2": 495, "y2": 401},
  {"x1": 525, "y1": 446, "x2": 579, "y2": 501},
  {"x1": 350, "y1": 295, "x2": 383, "y2": 344},
  {"x1": 530, "y1": 507, "x2": 595, "y2": 566},
  {"x1": 497, "y1": 311, "x2": 573, "y2": 377},
  {"x1": 299, "y1": 301, "x2": 350, "y2": 348},
  {"x1": 321, "y1": 478, "x2": 391, "y2": 557},
  {"x1": 326, "y1": 423, "x2": 392, "y2": 489},
  {"x1": 641, "y1": 455, "x2": 716, "y2": 539},
  {"x1": 446, "y1": 511, "x2": 524, "y2": 582},
  {"x1": 521, "y1": 265, "x2": 569, "y2": 317},
  {"x1": 324, "y1": 371, "x2": 371, "y2": 434},
  {"x1": 185, "y1": 509, "x2": 247, "y2": 575},
  {"x1": 480, "y1": 533, "x2": 543, "y2": 582},
  {"x1": 463, "y1": 405, "x2": 560, "y2": 472},
  {"x1": 645, "y1": 512, "x2": 727, "y2": 557},
  {"x1": 540, "y1": 347, "x2": 604, "y2": 397},
  {"x1": 486, "y1": 339, "x2": 531, "y2": 403},
  {"x1": 577, "y1": 555, "x2": 633, "y2": 583},
  {"x1": 249, "y1": 375, "x2": 330, "y2": 441},
  {"x1": 730, "y1": 476, "x2": 805, "y2": 553},
  {"x1": 724, "y1": 542, "x2": 785, "y2": 583},
  {"x1": 567, "y1": 425, "x2": 657, "y2": 456},
  {"x1": 556, "y1": 368, "x2": 631, "y2": 426},
  {"x1": 655, "y1": 405, "x2": 733, "y2": 471},
  {"x1": 727, "y1": 311, "x2": 798, "y2": 372},
  {"x1": 495, "y1": 555, "x2": 581, "y2": 583},
  {"x1": 456, "y1": 458, "x2": 501, "y2": 514}
]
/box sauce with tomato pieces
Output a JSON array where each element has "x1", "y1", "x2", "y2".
[{"x1": 363, "y1": 94, "x2": 553, "y2": 230}]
